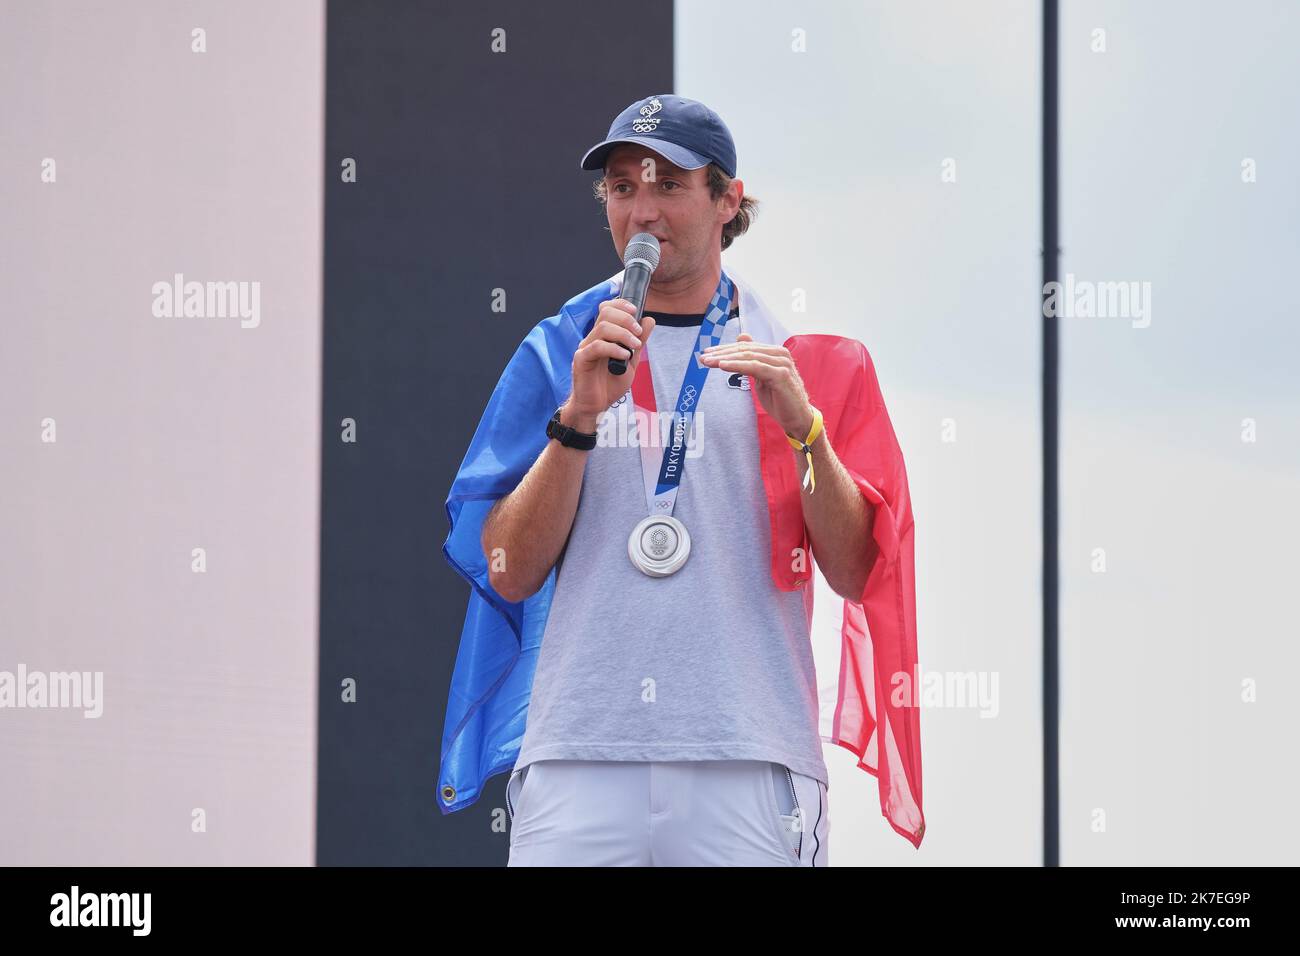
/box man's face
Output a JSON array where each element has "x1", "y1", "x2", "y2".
[{"x1": 602, "y1": 143, "x2": 739, "y2": 284}]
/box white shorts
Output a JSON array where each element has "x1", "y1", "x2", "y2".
[{"x1": 505, "y1": 759, "x2": 829, "y2": 866}]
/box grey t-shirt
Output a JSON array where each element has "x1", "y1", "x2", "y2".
[{"x1": 514, "y1": 302, "x2": 829, "y2": 787}]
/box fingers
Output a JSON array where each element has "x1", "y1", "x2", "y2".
[
  {"x1": 576, "y1": 338, "x2": 637, "y2": 366},
  {"x1": 700, "y1": 348, "x2": 787, "y2": 371},
  {"x1": 579, "y1": 338, "x2": 634, "y2": 364},
  {"x1": 699, "y1": 350, "x2": 795, "y2": 388},
  {"x1": 583, "y1": 298, "x2": 645, "y2": 354},
  {"x1": 598, "y1": 299, "x2": 641, "y2": 336},
  {"x1": 594, "y1": 320, "x2": 641, "y2": 355},
  {"x1": 703, "y1": 340, "x2": 785, "y2": 357}
]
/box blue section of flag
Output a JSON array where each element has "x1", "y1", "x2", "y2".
[{"x1": 437, "y1": 275, "x2": 615, "y2": 812}]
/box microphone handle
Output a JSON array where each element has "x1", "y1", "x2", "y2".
[{"x1": 608, "y1": 262, "x2": 652, "y2": 376}]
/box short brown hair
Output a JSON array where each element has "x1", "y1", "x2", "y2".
[{"x1": 592, "y1": 163, "x2": 759, "y2": 251}]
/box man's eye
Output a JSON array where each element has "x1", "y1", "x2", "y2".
[
  {"x1": 661, "y1": 180, "x2": 680, "y2": 190},
  {"x1": 612, "y1": 184, "x2": 630, "y2": 193}
]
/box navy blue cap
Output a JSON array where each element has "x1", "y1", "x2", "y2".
[{"x1": 580, "y1": 94, "x2": 737, "y2": 179}]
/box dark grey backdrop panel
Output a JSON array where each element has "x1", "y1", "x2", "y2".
[{"x1": 318, "y1": 1, "x2": 674, "y2": 864}]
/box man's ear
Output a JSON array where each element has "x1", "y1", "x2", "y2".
[{"x1": 723, "y1": 178, "x2": 743, "y2": 219}]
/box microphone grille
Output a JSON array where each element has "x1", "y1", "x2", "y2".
[{"x1": 623, "y1": 233, "x2": 661, "y2": 271}]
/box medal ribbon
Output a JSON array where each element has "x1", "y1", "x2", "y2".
[{"x1": 628, "y1": 270, "x2": 736, "y2": 518}]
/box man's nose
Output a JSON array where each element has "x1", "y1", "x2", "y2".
[{"x1": 630, "y1": 190, "x2": 661, "y2": 227}]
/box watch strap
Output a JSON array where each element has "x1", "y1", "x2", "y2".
[{"x1": 547, "y1": 406, "x2": 598, "y2": 450}]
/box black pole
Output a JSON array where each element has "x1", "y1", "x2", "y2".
[{"x1": 1041, "y1": 0, "x2": 1060, "y2": 869}]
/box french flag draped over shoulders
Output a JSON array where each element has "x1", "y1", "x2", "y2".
[{"x1": 439, "y1": 266, "x2": 925, "y2": 848}]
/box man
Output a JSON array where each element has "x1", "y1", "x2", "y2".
[{"x1": 439, "y1": 94, "x2": 924, "y2": 865}]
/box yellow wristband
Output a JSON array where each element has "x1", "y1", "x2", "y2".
[{"x1": 786, "y1": 406, "x2": 823, "y2": 493}]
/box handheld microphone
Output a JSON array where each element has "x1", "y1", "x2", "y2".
[{"x1": 608, "y1": 233, "x2": 661, "y2": 376}]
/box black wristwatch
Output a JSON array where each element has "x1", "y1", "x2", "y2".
[{"x1": 546, "y1": 405, "x2": 598, "y2": 450}]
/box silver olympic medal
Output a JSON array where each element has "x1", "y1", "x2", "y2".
[{"x1": 628, "y1": 514, "x2": 691, "y2": 577}]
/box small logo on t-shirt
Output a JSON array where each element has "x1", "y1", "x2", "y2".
[{"x1": 726, "y1": 372, "x2": 751, "y2": 391}]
